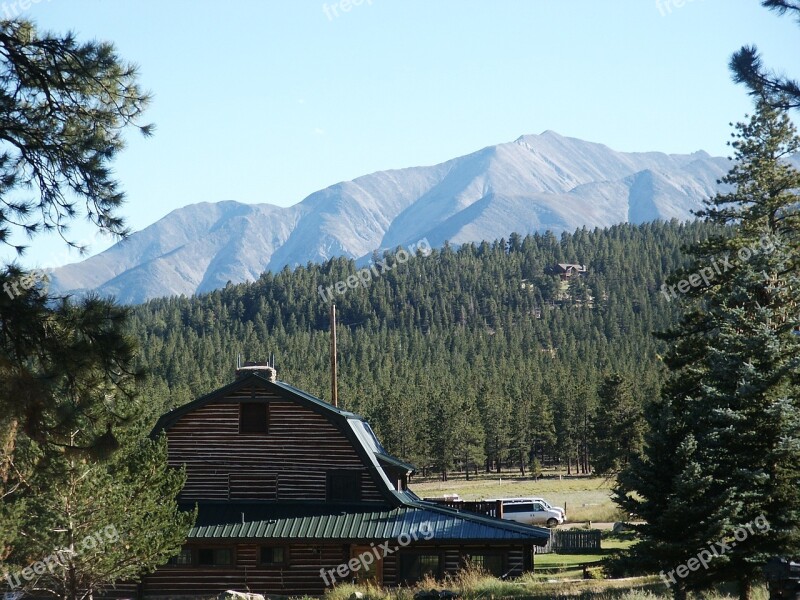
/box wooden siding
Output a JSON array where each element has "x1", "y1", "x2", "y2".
[
  {"x1": 140, "y1": 543, "x2": 348, "y2": 597},
  {"x1": 134, "y1": 543, "x2": 528, "y2": 597},
  {"x1": 383, "y1": 551, "x2": 398, "y2": 586},
  {"x1": 507, "y1": 547, "x2": 526, "y2": 577},
  {"x1": 444, "y1": 548, "x2": 461, "y2": 575},
  {"x1": 165, "y1": 385, "x2": 384, "y2": 502},
  {"x1": 449, "y1": 545, "x2": 527, "y2": 578}
]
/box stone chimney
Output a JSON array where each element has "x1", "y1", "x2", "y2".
[{"x1": 235, "y1": 361, "x2": 277, "y2": 382}]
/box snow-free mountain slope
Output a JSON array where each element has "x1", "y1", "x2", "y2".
[{"x1": 49, "y1": 131, "x2": 739, "y2": 304}]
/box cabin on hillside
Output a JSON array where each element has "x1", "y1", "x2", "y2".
[
  {"x1": 136, "y1": 365, "x2": 550, "y2": 597},
  {"x1": 546, "y1": 263, "x2": 588, "y2": 280}
]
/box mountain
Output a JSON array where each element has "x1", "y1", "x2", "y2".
[{"x1": 49, "y1": 131, "x2": 734, "y2": 304}]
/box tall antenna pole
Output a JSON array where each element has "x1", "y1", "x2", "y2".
[{"x1": 330, "y1": 304, "x2": 338, "y2": 408}]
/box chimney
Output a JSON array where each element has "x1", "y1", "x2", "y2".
[{"x1": 235, "y1": 361, "x2": 277, "y2": 382}]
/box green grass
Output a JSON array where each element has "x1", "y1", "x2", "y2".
[
  {"x1": 321, "y1": 576, "x2": 769, "y2": 600},
  {"x1": 410, "y1": 472, "x2": 623, "y2": 523},
  {"x1": 320, "y1": 572, "x2": 770, "y2": 600},
  {"x1": 535, "y1": 552, "x2": 606, "y2": 567},
  {"x1": 532, "y1": 536, "x2": 634, "y2": 579}
]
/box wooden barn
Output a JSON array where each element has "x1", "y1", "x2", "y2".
[{"x1": 137, "y1": 365, "x2": 549, "y2": 597}]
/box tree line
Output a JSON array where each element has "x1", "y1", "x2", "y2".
[{"x1": 128, "y1": 219, "x2": 714, "y2": 479}]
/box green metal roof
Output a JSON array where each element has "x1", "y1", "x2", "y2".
[
  {"x1": 185, "y1": 502, "x2": 550, "y2": 545},
  {"x1": 377, "y1": 452, "x2": 416, "y2": 474}
]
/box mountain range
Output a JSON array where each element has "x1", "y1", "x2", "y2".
[{"x1": 49, "y1": 131, "x2": 740, "y2": 304}]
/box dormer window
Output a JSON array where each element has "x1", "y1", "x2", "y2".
[{"x1": 239, "y1": 402, "x2": 268, "y2": 434}]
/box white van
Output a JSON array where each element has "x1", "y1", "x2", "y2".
[
  {"x1": 489, "y1": 497, "x2": 565, "y2": 527},
  {"x1": 527, "y1": 497, "x2": 566, "y2": 519}
]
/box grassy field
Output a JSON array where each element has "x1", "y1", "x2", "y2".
[
  {"x1": 410, "y1": 471, "x2": 623, "y2": 523},
  {"x1": 534, "y1": 539, "x2": 633, "y2": 567},
  {"x1": 321, "y1": 574, "x2": 769, "y2": 600}
]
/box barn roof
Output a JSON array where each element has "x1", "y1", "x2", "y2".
[
  {"x1": 185, "y1": 501, "x2": 550, "y2": 545},
  {"x1": 151, "y1": 373, "x2": 361, "y2": 434},
  {"x1": 151, "y1": 373, "x2": 548, "y2": 545}
]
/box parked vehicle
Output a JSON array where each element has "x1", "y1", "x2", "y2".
[
  {"x1": 528, "y1": 497, "x2": 566, "y2": 519},
  {"x1": 488, "y1": 497, "x2": 566, "y2": 519},
  {"x1": 489, "y1": 497, "x2": 565, "y2": 527}
]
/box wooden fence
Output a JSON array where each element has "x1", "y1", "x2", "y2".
[
  {"x1": 535, "y1": 529, "x2": 602, "y2": 554},
  {"x1": 422, "y1": 499, "x2": 504, "y2": 519}
]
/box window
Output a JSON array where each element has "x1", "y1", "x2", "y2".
[
  {"x1": 503, "y1": 502, "x2": 533, "y2": 514},
  {"x1": 260, "y1": 546, "x2": 286, "y2": 566},
  {"x1": 167, "y1": 546, "x2": 193, "y2": 566},
  {"x1": 399, "y1": 553, "x2": 441, "y2": 584},
  {"x1": 197, "y1": 548, "x2": 233, "y2": 566},
  {"x1": 467, "y1": 553, "x2": 504, "y2": 577},
  {"x1": 239, "y1": 402, "x2": 268, "y2": 434},
  {"x1": 327, "y1": 470, "x2": 361, "y2": 501}
]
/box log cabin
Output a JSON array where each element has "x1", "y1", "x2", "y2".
[
  {"x1": 138, "y1": 364, "x2": 549, "y2": 597},
  {"x1": 546, "y1": 263, "x2": 588, "y2": 280}
]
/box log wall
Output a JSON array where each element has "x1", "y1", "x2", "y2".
[
  {"x1": 134, "y1": 543, "x2": 528, "y2": 597},
  {"x1": 165, "y1": 385, "x2": 385, "y2": 502}
]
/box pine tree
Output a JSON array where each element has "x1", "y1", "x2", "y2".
[
  {"x1": 0, "y1": 15, "x2": 151, "y2": 506},
  {"x1": 616, "y1": 98, "x2": 800, "y2": 600},
  {"x1": 6, "y1": 430, "x2": 194, "y2": 600},
  {"x1": 426, "y1": 383, "x2": 459, "y2": 481},
  {"x1": 0, "y1": 286, "x2": 143, "y2": 566},
  {"x1": 0, "y1": 19, "x2": 151, "y2": 254},
  {"x1": 729, "y1": 1, "x2": 800, "y2": 110},
  {"x1": 592, "y1": 373, "x2": 644, "y2": 475},
  {"x1": 453, "y1": 389, "x2": 486, "y2": 480},
  {"x1": 0, "y1": 20, "x2": 191, "y2": 595},
  {"x1": 477, "y1": 383, "x2": 511, "y2": 472}
]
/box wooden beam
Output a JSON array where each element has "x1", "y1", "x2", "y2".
[{"x1": 330, "y1": 303, "x2": 338, "y2": 408}]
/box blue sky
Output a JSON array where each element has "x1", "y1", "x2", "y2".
[{"x1": 7, "y1": 0, "x2": 799, "y2": 268}]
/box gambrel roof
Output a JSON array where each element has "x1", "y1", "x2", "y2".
[{"x1": 153, "y1": 372, "x2": 551, "y2": 545}]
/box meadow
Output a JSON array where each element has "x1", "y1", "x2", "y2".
[{"x1": 409, "y1": 471, "x2": 625, "y2": 524}]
